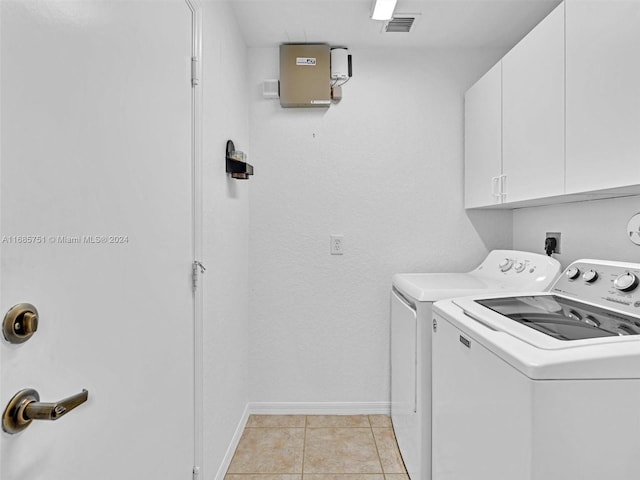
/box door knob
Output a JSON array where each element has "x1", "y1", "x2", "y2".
[
  {"x1": 2, "y1": 388, "x2": 89, "y2": 434},
  {"x1": 2, "y1": 303, "x2": 39, "y2": 344}
]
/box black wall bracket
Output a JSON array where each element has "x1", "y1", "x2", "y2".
[{"x1": 226, "y1": 140, "x2": 254, "y2": 180}]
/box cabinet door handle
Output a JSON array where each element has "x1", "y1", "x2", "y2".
[
  {"x1": 500, "y1": 175, "x2": 507, "y2": 200},
  {"x1": 491, "y1": 176, "x2": 501, "y2": 198}
]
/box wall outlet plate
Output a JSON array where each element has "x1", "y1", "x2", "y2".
[
  {"x1": 330, "y1": 234, "x2": 344, "y2": 255},
  {"x1": 546, "y1": 231, "x2": 561, "y2": 254}
]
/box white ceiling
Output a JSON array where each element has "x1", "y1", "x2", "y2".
[{"x1": 230, "y1": 0, "x2": 562, "y2": 49}]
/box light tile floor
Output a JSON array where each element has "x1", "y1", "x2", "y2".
[{"x1": 225, "y1": 415, "x2": 408, "y2": 480}]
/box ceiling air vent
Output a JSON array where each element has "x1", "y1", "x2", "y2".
[{"x1": 384, "y1": 16, "x2": 415, "y2": 33}]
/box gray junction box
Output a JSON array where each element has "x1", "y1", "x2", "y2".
[{"x1": 279, "y1": 44, "x2": 331, "y2": 108}]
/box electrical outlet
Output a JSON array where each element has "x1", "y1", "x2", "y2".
[
  {"x1": 545, "y1": 232, "x2": 561, "y2": 254},
  {"x1": 330, "y1": 235, "x2": 344, "y2": 255}
]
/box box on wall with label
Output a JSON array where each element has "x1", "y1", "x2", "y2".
[{"x1": 279, "y1": 44, "x2": 331, "y2": 108}]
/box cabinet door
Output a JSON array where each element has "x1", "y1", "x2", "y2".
[
  {"x1": 502, "y1": 3, "x2": 565, "y2": 203},
  {"x1": 566, "y1": 0, "x2": 640, "y2": 193},
  {"x1": 464, "y1": 62, "x2": 502, "y2": 208}
]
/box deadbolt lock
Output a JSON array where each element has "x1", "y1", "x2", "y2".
[{"x1": 3, "y1": 303, "x2": 39, "y2": 344}]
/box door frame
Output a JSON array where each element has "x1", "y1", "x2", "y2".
[{"x1": 185, "y1": 0, "x2": 205, "y2": 478}]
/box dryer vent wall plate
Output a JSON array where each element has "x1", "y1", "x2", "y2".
[
  {"x1": 628, "y1": 213, "x2": 640, "y2": 246},
  {"x1": 263, "y1": 79, "x2": 279, "y2": 99}
]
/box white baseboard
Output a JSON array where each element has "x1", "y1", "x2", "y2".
[
  {"x1": 248, "y1": 401, "x2": 391, "y2": 415},
  {"x1": 214, "y1": 402, "x2": 250, "y2": 480}
]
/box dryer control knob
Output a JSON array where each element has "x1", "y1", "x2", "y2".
[
  {"x1": 499, "y1": 258, "x2": 514, "y2": 272},
  {"x1": 583, "y1": 270, "x2": 599, "y2": 283},
  {"x1": 614, "y1": 272, "x2": 639, "y2": 292},
  {"x1": 566, "y1": 266, "x2": 581, "y2": 280},
  {"x1": 514, "y1": 262, "x2": 526, "y2": 273}
]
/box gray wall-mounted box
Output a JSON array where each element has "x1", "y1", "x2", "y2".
[{"x1": 279, "y1": 44, "x2": 331, "y2": 108}]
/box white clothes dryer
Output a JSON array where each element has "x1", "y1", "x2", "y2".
[
  {"x1": 431, "y1": 259, "x2": 640, "y2": 480},
  {"x1": 390, "y1": 250, "x2": 561, "y2": 480}
]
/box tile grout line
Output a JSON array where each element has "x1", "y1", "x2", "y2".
[
  {"x1": 304, "y1": 426, "x2": 374, "y2": 428},
  {"x1": 301, "y1": 415, "x2": 307, "y2": 479},
  {"x1": 369, "y1": 415, "x2": 387, "y2": 478}
]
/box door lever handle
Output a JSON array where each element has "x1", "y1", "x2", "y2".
[
  {"x1": 2, "y1": 388, "x2": 89, "y2": 434},
  {"x1": 24, "y1": 389, "x2": 88, "y2": 421}
]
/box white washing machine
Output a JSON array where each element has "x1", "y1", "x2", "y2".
[
  {"x1": 432, "y1": 259, "x2": 640, "y2": 480},
  {"x1": 390, "y1": 250, "x2": 561, "y2": 480}
]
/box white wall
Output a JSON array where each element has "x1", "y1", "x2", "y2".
[
  {"x1": 247, "y1": 47, "x2": 513, "y2": 405},
  {"x1": 201, "y1": 1, "x2": 250, "y2": 477},
  {"x1": 513, "y1": 195, "x2": 640, "y2": 268}
]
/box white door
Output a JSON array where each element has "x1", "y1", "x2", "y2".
[{"x1": 1, "y1": 1, "x2": 195, "y2": 479}]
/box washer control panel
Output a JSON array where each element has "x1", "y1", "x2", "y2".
[
  {"x1": 481, "y1": 251, "x2": 559, "y2": 277},
  {"x1": 471, "y1": 250, "x2": 562, "y2": 291},
  {"x1": 551, "y1": 260, "x2": 640, "y2": 314},
  {"x1": 496, "y1": 256, "x2": 536, "y2": 275}
]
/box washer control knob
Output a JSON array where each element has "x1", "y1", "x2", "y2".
[
  {"x1": 582, "y1": 270, "x2": 599, "y2": 283},
  {"x1": 565, "y1": 266, "x2": 581, "y2": 280},
  {"x1": 499, "y1": 258, "x2": 514, "y2": 272},
  {"x1": 614, "y1": 272, "x2": 639, "y2": 292}
]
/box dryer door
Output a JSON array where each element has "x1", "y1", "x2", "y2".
[
  {"x1": 391, "y1": 289, "x2": 417, "y2": 415},
  {"x1": 390, "y1": 289, "x2": 418, "y2": 477}
]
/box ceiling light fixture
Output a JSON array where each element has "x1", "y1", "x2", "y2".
[{"x1": 371, "y1": 0, "x2": 398, "y2": 21}]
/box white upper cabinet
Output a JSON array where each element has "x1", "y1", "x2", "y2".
[
  {"x1": 464, "y1": 0, "x2": 640, "y2": 208},
  {"x1": 502, "y1": 3, "x2": 565, "y2": 203},
  {"x1": 464, "y1": 62, "x2": 502, "y2": 208},
  {"x1": 565, "y1": 0, "x2": 640, "y2": 193}
]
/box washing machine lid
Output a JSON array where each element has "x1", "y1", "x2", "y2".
[
  {"x1": 434, "y1": 293, "x2": 640, "y2": 380},
  {"x1": 476, "y1": 295, "x2": 640, "y2": 341},
  {"x1": 392, "y1": 273, "x2": 505, "y2": 302}
]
